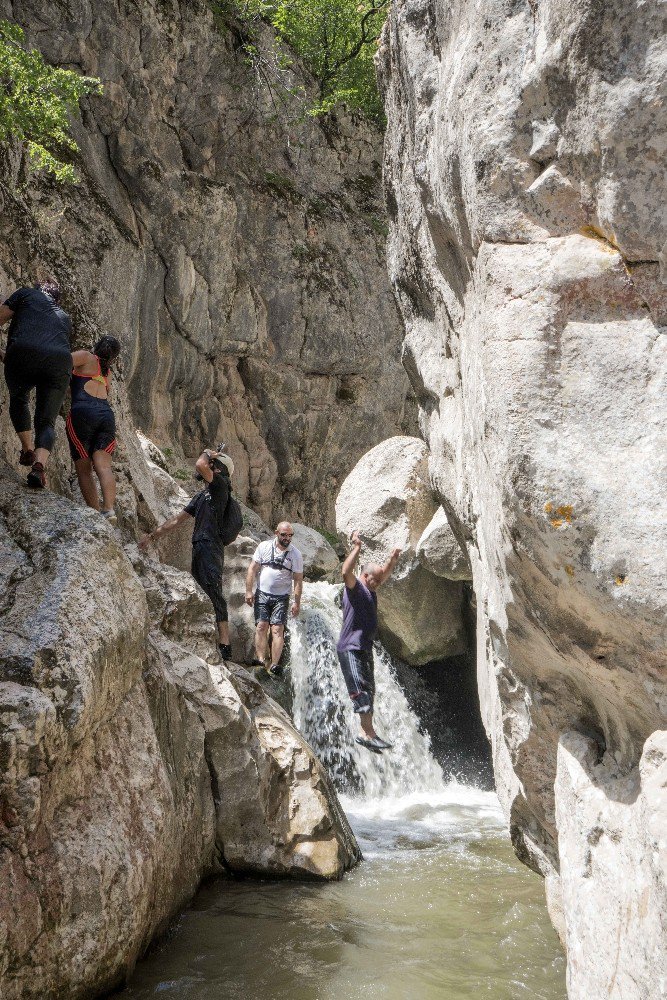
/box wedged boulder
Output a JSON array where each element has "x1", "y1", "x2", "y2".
[
  {"x1": 335, "y1": 436, "x2": 467, "y2": 664},
  {"x1": 0, "y1": 472, "x2": 359, "y2": 1000},
  {"x1": 291, "y1": 523, "x2": 339, "y2": 580},
  {"x1": 416, "y1": 506, "x2": 471, "y2": 581}
]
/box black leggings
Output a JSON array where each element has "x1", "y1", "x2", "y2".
[
  {"x1": 191, "y1": 542, "x2": 228, "y2": 623},
  {"x1": 4, "y1": 350, "x2": 70, "y2": 452}
]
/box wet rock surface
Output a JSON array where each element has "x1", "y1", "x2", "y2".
[{"x1": 381, "y1": 1, "x2": 667, "y2": 995}]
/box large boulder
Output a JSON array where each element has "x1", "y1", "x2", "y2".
[
  {"x1": 291, "y1": 523, "x2": 339, "y2": 580},
  {"x1": 0, "y1": 472, "x2": 359, "y2": 1000},
  {"x1": 335, "y1": 436, "x2": 467, "y2": 664},
  {"x1": 381, "y1": 0, "x2": 667, "y2": 992}
]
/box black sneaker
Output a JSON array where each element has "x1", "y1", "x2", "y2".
[
  {"x1": 218, "y1": 644, "x2": 232, "y2": 662},
  {"x1": 27, "y1": 462, "x2": 46, "y2": 489},
  {"x1": 268, "y1": 663, "x2": 283, "y2": 678},
  {"x1": 356, "y1": 735, "x2": 393, "y2": 753}
]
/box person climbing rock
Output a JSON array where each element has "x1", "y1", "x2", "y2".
[
  {"x1": 139, "y1": 447, "x2": 235, "y2": 662},
  {"x1": 0, "y1": 280, "x2": 72, "y2": 488},
  {"x1": 67, "y1": 336, "x2": 121, "y2": 522},
  {"x1": 245, "y1": 522, "x2": 304, "y2": 677},
  {"x1": 337, "y1": 530, "x2": 401, "y2": 754}
]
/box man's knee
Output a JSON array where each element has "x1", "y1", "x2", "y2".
[
  {"x1": 270, "y1": 624, "x2": 284, "y2": 637},
  {"x1": 256, "y1": 620, "x2": 269, "y2": 633}
]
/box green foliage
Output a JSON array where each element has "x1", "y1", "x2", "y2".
[
  {"x1": 218, "y1": 0, "x2": 388, "y2": 122},
  {"x1": 0, "y1": 20, "x2": 102, "y2": 182}
]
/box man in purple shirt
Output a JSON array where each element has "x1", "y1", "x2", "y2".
[{"x1": 337, "y1": 529, "x2": 401, "y2": 754}]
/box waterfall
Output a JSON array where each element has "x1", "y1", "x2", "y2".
[{"x1": 290, "y1": 582, "x2": 447, "y2": 799}]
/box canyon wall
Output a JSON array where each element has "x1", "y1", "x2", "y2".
[
  {"x1": 0, "y1": 0, "x2": 414, "y2": 529},
  {"x1": 380, "y1": 1, "x2": 667, "y2": 997}
]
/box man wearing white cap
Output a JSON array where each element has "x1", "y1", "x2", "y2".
[{"x1": 139, "y1": 446, "x2": 235, "y2": 661}]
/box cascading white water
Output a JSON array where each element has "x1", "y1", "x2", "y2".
[{"x1": 290, "y1": 582, "x2": 450, "y2": 799}]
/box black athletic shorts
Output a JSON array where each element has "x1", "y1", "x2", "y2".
[
  {"x1": 191, "y1": 542, "x2": 228, "y2": 623},
  {"x1": 254, "y1": 589, "x2": 289, "y2": 626},
  {"x1": 337, "y1": 648, "x2": 375, "y2": 714},
  {"x1": 66, "y1": 400, "x2": 116, "y2": 461}
]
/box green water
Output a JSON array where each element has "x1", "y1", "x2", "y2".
[{"x1": 121, "y1": 788, "x2": 566, "y2": 999}]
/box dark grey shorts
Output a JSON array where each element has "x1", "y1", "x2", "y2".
[
  {"x1": 254, "y1": 589, "x2": 289, "y2": 626},
  {"x1": 337, "y1": 648, "x2": 375, "y2": 714}
]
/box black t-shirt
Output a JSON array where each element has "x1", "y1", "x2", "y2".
[
  {"x1": 4, "y1": 287, "x2": 72, "y2": 357},
  {"x1": 184, "y1": 473, "x2": 230, "y2": 552}
]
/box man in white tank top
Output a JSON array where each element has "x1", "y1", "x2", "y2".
[{"x1": 245, "y1": 521, "x2": 304, "y2": 676}]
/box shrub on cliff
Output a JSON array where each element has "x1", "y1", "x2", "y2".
[
  {"x1": 215, "y1": 0, "x2": 388, "y2": 122},
  {"x1": 0, "y1": 19, "x2": 101, "y2": 182}
]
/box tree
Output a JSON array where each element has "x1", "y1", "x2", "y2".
[
  {"x1": 217, "y1": 0, "x2": 389, "y2": 121},
  {"x1": 273, "y1": 0, "x2": 388, "y2": 119},
  {"x1": 0, "y1": 19, "x2": 102, "y2": 183}
]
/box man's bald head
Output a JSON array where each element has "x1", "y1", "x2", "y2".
[
  {"x1": 275, "y1": 522, "x2": 294, "y2": 547},
  {"x1": 360, "y1": 563, "x2": 383, "y2": 591}
]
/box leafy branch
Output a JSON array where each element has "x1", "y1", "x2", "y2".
[
  {"x1": 0, "y1": 19, "x2": 102, "y2": 182},
  {"x1": 214, "y1": 0, "x2": 390, "y2": 123}
]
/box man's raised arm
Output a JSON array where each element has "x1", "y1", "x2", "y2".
[
  {"x1": 342, "y1": 530, "x2": 363, "y2": 589},
  {"x1": 195, "y1": 449, "x2": 216, "y2": 483},
  {"x1": 377, "y1": 547, "x2": 401, "y2": 586}
]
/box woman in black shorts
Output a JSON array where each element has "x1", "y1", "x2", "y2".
[{"x1": 66, "y1": 336, "x2": 120, "y2": 520}]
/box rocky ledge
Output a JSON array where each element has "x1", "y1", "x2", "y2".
[{"x1": 0, "y1": 467, "x2": 359, "y2": 1000}]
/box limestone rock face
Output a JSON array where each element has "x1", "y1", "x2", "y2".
[
  {"x1": 381, "y1": 1, "x2": 667, "y2": 993},
  {"x1": 335, "y1": 436, "x2": 467, "y2": 664},
  {"x1": 0, "y1": 472, "x2": 359, "y2": 1000},
  {"x1": 0, "y1": 0, "x2": 413, "y2": 530},
  {"x1": 554, "y1": 731, "x2": 667, "y2": 999}
]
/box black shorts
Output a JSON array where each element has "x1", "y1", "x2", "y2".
[
  {"x1": 192, "y1": 543, "x2": 228, "y2": 623},
  {"x1": 66, "y1": 401, "x2": 116, "y2": 461},
  {"x1": 337, "y1": 648, "x2": 375, "y2": 714},
  {"x1": 254, "y1": 589, "x2": 289, "y2": 626}
]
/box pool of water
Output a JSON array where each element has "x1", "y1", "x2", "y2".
[{"x1": 121, "y1": 785, "x2": 566, "y2": 1000}]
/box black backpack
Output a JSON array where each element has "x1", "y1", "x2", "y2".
[{"x1": 218, "y1": 492, "x2": 244, "y2": 545}]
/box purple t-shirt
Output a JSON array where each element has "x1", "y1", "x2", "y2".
[{"x1": 337, "y1": 578, "x2": 378, "y2": 652}]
